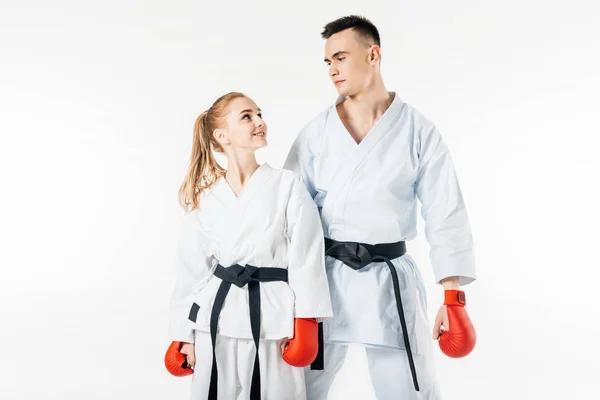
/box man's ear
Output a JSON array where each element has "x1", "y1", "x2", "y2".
[{"x1": 369, "y1": 45, "x2": 381, "y2": 64}]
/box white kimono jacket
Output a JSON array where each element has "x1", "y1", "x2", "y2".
[
  {"x1": 168, "y1": 163, "x2": 333, "y2": 344},
  {"x1": 283, "y1": 92, "x2": 476, "y2": 351}
]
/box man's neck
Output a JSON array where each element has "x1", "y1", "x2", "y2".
[{"x1": 343, "y1": 81, "x2": 393, "y2": 122}]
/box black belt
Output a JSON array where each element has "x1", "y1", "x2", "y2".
[
  {"x1": 312, "y1": 238, "x2": 419, "y2": 392},
  {"x1": 188, "y1": 264, "x2": 288, "y2": 400}
]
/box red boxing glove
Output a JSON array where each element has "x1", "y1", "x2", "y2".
[
  {"x1": 164, "y1": 341, "x2": 194, "y2": 377},
  {"x1": 282, "y1": 318, "x2": 318, "y2": 367},
  {"x1": 438, "y1": 290, "x2": 476, "y2": 358}
]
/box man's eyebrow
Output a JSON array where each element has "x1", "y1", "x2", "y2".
[{"x1": 324, "y1": 51, "x2": 349, "y2": 62}]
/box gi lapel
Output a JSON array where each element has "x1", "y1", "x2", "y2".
[
  {"x1": 320, "y1": 93, "x2": 405, "y2": 229},
  {"x1": 215, "y1": 162, "x2": 273, "y2": 205},
  {"x1": 210, "y1": 163, "x2": 274, "y2": 252}
]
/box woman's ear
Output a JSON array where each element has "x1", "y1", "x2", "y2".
[{"x1": 213, "y1": 128, "x2": 230, "y2": 146}]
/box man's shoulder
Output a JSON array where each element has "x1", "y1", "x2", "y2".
[
  {"x1": 399, "y1": 101, "x2": 436, "y2": 128},
  {"x1": 298, "y1": 105, "x2": 333, "y2": 138},
  {"x1": 285, "y1": 106, "x2": 333, "y2": 155},
  {"x1": 398, "y1": 100, "x2": 448, "y2": 153},
  {"x1": 265, "y1": 165, "x2": 306, "y2": 192}
]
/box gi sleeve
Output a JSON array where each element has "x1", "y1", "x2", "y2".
[
  {"x1": 283, "y1": 124, "x2": 318, "y2": 199},
  {"x1": 168, "y1": 209, "x2": 215, "y2": 343},
  {"x1": 415, "y1": 125, "x2": 477, "y2": 286},
  {"x1": 285, "y1": 175, "x2": 333, "y2": 322}
]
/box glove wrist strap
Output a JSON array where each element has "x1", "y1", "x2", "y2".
[{"x1": 444, "y1": 289, "x2": 466, "y2": 306}]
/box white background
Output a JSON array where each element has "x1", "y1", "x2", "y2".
[{"x1": 1, "y1": 0, "x2": 599, "y2": 399}]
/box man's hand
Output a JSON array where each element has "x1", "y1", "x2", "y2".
[
  {"x1": 433, "y1": 276, "x2": 459, "y2": 339},
  {"x1": 436, "y1": 287, "x2": 477, "y2": 358},
  {"x1": 433, "y1": 304, "x2": 449, "y2": 340}
]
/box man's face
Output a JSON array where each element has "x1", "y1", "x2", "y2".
[{"x1": 324, "y1": 29, "x2": 377, "y2": 97}]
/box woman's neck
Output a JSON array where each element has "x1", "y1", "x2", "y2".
[{"x1": 224, "y1": 152, "x2": 260, "y2": 196}]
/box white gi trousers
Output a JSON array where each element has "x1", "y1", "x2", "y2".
[
  {"x1": 190, "y1": 330, "x2": 307, "y2": 400},
  {"x1": 304, "y1": 343, "x2": 441, "y2": 400},
  {"x1": 304, "y1": 335, "x2": 441, "y2": 399}
]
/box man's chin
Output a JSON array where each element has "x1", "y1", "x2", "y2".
[
  {"x1": 335, "y1": 87, "x2": 349, "y2": 96},
  {"x1": 336, "y1": 84, "x2": 358, "y2": 97}
]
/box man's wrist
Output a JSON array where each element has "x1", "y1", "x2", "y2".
[{"x1": 441, "y1": 276, "x2": 460, "y2": 290}]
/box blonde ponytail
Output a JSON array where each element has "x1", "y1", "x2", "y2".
[{"x1": 178, "y1": 92, "x2": 246, "y2": 210}]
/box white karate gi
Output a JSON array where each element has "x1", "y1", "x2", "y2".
[
  {"x1": 168, "y1": 164, "x2": 334, "y2": 399},
  {"x1": 283, "y1": 92, "x2": 476, "y2": 399}
]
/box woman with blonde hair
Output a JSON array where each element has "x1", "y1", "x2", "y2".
[{"x1": 164, "y1": 92, "x2": 333, "y2": 400}]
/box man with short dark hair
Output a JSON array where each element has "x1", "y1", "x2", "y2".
[{"x1": 284, "y1": 15, "x2": 477, "y2": 399}]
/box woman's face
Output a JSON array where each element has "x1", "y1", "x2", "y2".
[{"x1": 215, "y1": 96, "x2": 267, "y2": 152}]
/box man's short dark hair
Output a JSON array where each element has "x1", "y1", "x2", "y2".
[{"x1": 321, "y1": 15, "x2": 380, "y2": 47}]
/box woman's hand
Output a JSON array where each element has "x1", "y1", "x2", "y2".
[
  {"x1": 280, "y1": 337, "x2": 290, "y2": 353},
  {"x1": 179, "y1": 342, "x2": 196, "y2": 369}
]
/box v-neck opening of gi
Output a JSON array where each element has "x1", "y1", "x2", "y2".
[
  {"x1": 333, "y1": 92, "x2": 398, "y2": 147},
  {"x1": 222, "y1": 162, "x2": 269, "y2": 201}
]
